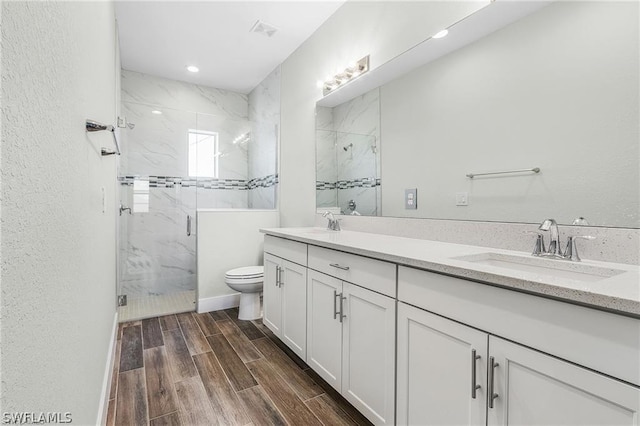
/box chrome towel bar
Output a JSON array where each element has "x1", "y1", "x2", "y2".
[
  {"x1": 86, "y1": 119, "x2": 121, "y2": 156},
  {"x1": 466, "y1": 167, "x2": 540, "y2": 179}
]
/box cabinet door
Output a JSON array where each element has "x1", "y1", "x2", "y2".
[
  {"x1": 307, "y1": 270, "x2": 343, "y2": 391},
  {"x1": 262, "y1": 253, "x2": 282, "y2": 336},
  {"x1": 396, "y1": 303, "x2": 488, "y2": 426},
  {"x1": 488, "y1": 336, "x2": 640, "y2": 426},
  {"x1": 342, "y1": 283, "x2": 396, "y2": 426},
  {"x1": 281, "y1": 259, "x2": 307, "y2": 360}
]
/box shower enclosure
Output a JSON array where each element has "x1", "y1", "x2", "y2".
[
  {"x1": 316, "y1": 130, "x2": 379, "y2": 216},
  {"x1": 116, "y1": 101, "x2": 278, "y2": 321},
  {"x1": 315, "y1": 87, "x2": 381, "y2": 216}
]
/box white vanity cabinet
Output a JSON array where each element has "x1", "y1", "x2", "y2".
[
  {"x1": 397, "y1": 303, "x2": 640, "y2": 426},
  {"x1": 306, "y1": 248, "x2": 396, "y2": 426},
  {"x1": 263, "y1": 236, "x2": 308, "y2": 360},
  {"x1": 262, "y1": 229, "x2": 640, "y2": 426},
  {"x1": 397, "y1": 266, "x2": 640, "y2": 426},
  {"x1": 397, "y1": 303, "x2": 488, "y2": 425},
  {"x1": 488, "y1": 336, "x2": 640, "y2": 426}
]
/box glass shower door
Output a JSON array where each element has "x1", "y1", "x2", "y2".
[{"x1": 116, "y1": 102, "x2": 198, "y2": 321}]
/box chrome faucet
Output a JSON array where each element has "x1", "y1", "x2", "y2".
[
  {"x1": 538, "y1": 218, "x2": 562, "y2": 257},
  {"x1": 530, "y1": 218, "x2": 595, "y2": 262},
  {"x1": 322, "y1": 211, "x2": 341, "y2": 231}
]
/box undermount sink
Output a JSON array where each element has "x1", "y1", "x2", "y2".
[
  {"x1": 300, "y1": 228, "x2": 337, "y2": 234},
  {"x1": 453, "y1": 252, "x2": 625, "y2": 282}
]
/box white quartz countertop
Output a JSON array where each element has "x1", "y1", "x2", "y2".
[{"x1": 261, "y1": 227, "x2": 640, "y2": 317}]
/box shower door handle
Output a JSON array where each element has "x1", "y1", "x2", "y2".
[{"x1": 186, "y1": 215, "x2": 192, "y2": 236}]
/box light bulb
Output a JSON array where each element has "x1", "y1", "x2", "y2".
[{"x1": 433, "y1": 29, "x2": 449, "y2": 39}]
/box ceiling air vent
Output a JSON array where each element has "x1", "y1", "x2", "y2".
[{"x1": 250, "y1": 20, "x2": 278, "y2": 38}]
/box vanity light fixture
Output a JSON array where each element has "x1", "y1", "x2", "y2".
[
  {"x1": 432, "y1": 29, "x2": 449, "y2": 39},
  {"x1": 151, "y1": 110, "x2": 163, "y2": 115},
  {"x1": 186, "y1": 65, "x2": 199, "y2": 73},
  {"x1": 322, "y1": 55, "x2": 370, "y2": 96}
]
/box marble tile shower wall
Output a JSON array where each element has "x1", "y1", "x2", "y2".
[
  {"x1": 316, "y1": 88, "x2": 381, "y2": 215},
  {"x1": 118, "y1": 70, "x2": 278, "y2": 299}
]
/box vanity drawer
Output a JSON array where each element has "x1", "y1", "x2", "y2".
[
  {"x1": 264, "y1": 235, "x2": 307, "y2": 266},
  {"x1": 308, "y1": 245, "x2": 396, "y2": 297}
]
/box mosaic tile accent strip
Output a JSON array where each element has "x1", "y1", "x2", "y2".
[
  {"x1": 248, "y1": 174, "x2": 279, "y2": 189},
  {"x1": 316, "y1": 181, "x2": 337, "y2": 190},
  {"x1": 317, "y1": 177, "x2": 380, "y2": 190},
  {"x1": 119, "y1": 174, "x2": 278, "y2": 190}
]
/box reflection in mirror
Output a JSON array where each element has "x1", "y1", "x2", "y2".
[
  {"x1": 316, "y1": 1, "x2": 639, "y2": 227},
  {"x1": 316, "y1": 88, "x2": 381, "y2": 216}
]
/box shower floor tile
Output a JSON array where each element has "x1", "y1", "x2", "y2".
[{"x1": 118, "y1": 290, "x2": 196, "y2": 322}]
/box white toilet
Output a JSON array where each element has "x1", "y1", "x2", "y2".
[{"x1": 225, "y1": 266, "x2": 264, "y2": 320}]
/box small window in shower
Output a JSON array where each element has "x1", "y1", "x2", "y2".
[{"x1": 188, "y1": 130, "x2": 219, "y2": 178}]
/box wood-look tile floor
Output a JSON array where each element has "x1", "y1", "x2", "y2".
[{"x1": 107, "y1": 308, "x2": 373, "y2": 426}]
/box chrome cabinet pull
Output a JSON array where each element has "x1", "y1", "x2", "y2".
[
  {"x1": 279, "y1": 267, "x2": 284, "y2": 287},
  {"x1": 488, "y1": 356, "x2": 499, "y2": 408},
  {"x1": 329, "y1": 263, "x2": 350, "y2": 271},
  {"x1": 333, "y1": 290, "x2": 340, "y2": 320},
  {"x1": 186, "y1": 215, "x2": 192, "y2": 236},
  {"x1": 275, "y1": 266, "x2": 281, "y2": 287},
  {"x1": 471, "y1": 349, "x2": 481, "y2": 399},
  {"x1": 339, "y1": 294, "x2": 347, "y2": 322}
]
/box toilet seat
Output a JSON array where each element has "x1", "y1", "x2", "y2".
[
  {"x1": 225, "y1": 266, "x2": 264, "y2": 284},
  {"x1": 224, "y1": 265, "x2": 264, "y2": 320}
]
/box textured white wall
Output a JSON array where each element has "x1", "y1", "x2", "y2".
[
  {"x1": 380, "y1": 1, "x2": 639, "y2": 228},
  {"x1": 1, "y1": 2, "x2": 118, "y2": 423},
  {"x1": 279, "y1": 1, "x2": 487, "y2": 227}
]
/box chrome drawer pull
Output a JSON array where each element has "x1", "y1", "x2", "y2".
[
  {"x1": 339, "y1": 294, "x2": 346, "y2": 322},
  {"x1": 329, "y1": 263, "x2": 350, "y2": 271},
  {"x1": 471, "y1": 349, "x2": 481, "y2": 399},
  {"x1": 489, "y1": 356, "x2": 499, "y2": 408}
]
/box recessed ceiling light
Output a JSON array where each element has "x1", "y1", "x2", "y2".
[
  {"x1": 433, "y1": 29, "x2": 449, "y2": 39},
  {"x1": 186, "y1": 65, "x2": 199, "y2": 73},
  {"x1": 151, "y1": 110, "x2": 163, "y2": 115}
]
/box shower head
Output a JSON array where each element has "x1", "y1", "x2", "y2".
[{"x1": 343, "y1": 143, "x2": 353, "y2": 151}]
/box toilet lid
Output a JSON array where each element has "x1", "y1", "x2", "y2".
[{"x1": 225, "y1": 265, "x2": 264, "y2": 279}]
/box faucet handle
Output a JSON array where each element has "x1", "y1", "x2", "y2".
[
  {"x1": 572, "y1": 217, "x2": 590, "y2": 226},
  {"x1": 524, "y1": 231, "x2": 546, "y2": 256},
  {"x1": 564, "y1": 235, "x2": 596, "y2": 262}
]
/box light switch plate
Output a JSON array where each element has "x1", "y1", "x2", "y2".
[
  {"x1": 405, "y1": 188, "x2": 417, "y2": 209},
  {"x1": 456, "y1": 192, "x2": 469, "y2": 206}
]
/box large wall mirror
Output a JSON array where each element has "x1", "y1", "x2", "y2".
[{"x1": 315, "y1": 1, "x2": 639, "y2": 228}]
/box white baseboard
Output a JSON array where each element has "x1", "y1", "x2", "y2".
[
  {"x1": 97, "y1": 311, "x2": 118, "y2": 426},
  {"x1": 197, "y1": 293, "x2": 240, "y2": 313}
]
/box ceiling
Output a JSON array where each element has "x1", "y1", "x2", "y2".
[{"x1": 115, "y1": 1, "x2": 345, "y2": 94}]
